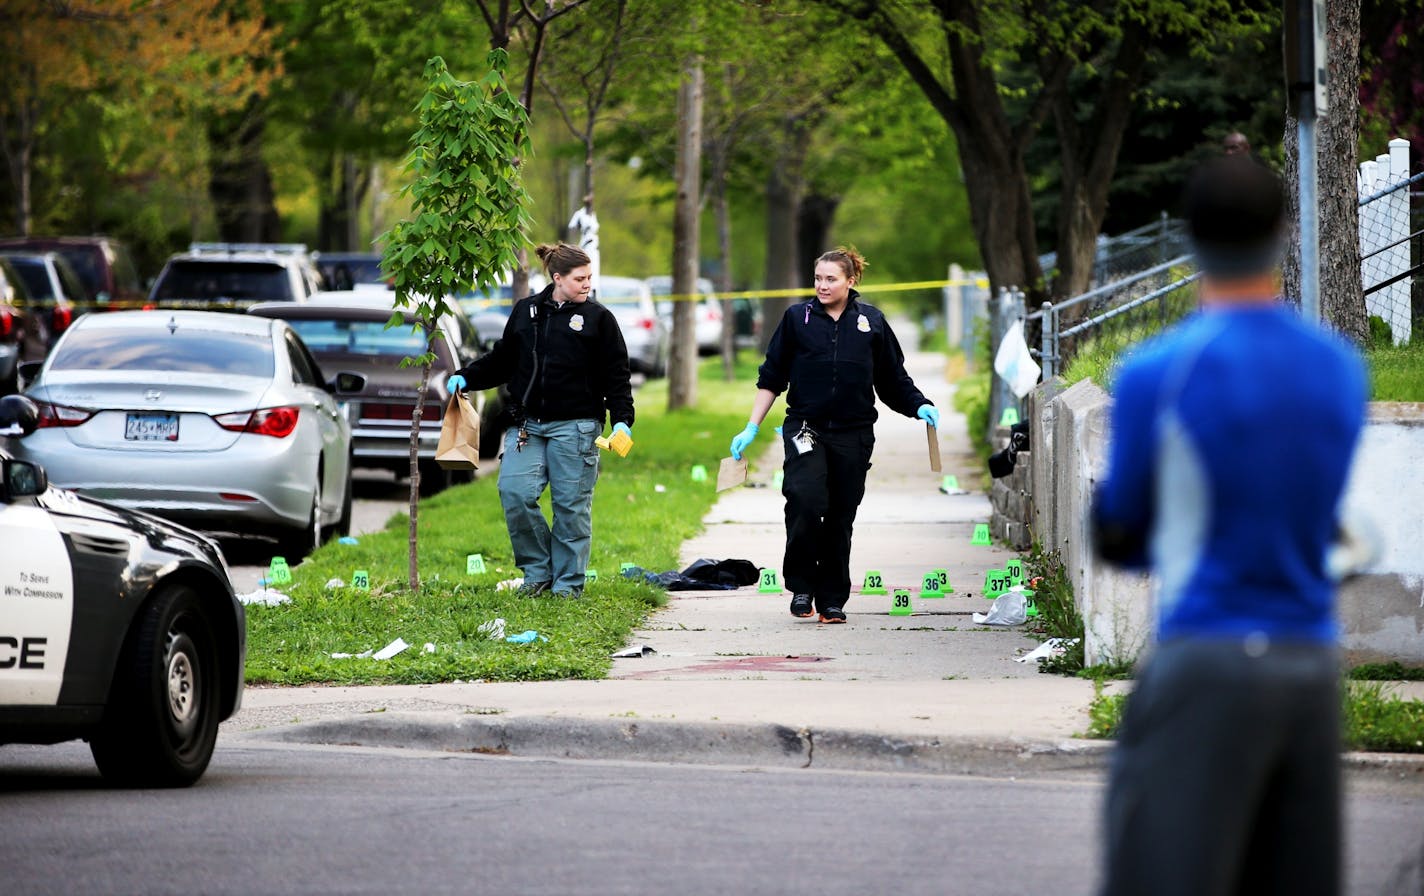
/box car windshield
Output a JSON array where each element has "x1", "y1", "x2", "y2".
[
  {"x1": 284, "y1": 318, "x2": 430, "y2": 356},
  {"x1": 6, "y1": 257, "x2": 56, "y2": 303},
  {"x1": 318, "y1": 256, "x2": 386, "y2": 286},
  {"x1": 154, "y1": 261, "x2": 293, "y2": 302},
  {"x1": 52, "y1": 246, "x2": 105, "y2": 297},
  {"x1": 48, "y1": 328, "x2": 275, "y2": 376}
]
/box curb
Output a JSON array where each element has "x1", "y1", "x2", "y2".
[
  {"x1": 236, "y1": 712, "x2": 1424, "y2": 780},
  {"x1": 238, "y1": 711, "x2": 1113, "y2": 776}
]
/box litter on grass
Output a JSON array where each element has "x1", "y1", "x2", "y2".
[
  {"x1": 238, "y1": 588, "x2": 290, "y2": 607},
  {"x1": 324, "y1": 577, "x2": 346, "y2": 590},
  {"x1": 477, "y1": 618, "x2": 507, "y2": 640},
  {"x1": 505, "y1": 630, "x2": 547, "y2": 644},
  {"x1": 330, "y1": 638, "x2": 411, "y2": 660}
]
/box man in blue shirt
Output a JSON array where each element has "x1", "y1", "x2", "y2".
[{"x1": 1093, "y1": 157, "x2": 1367, "y2": 895}]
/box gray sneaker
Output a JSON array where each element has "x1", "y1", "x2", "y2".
[
  {"x1": 552, "y1": 587, "x2": 583, "y2": 600},
  {"x1": 515, "y1": 580, "x2": 551, "y2": 598}
]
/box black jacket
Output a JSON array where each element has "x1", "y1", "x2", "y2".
[
  {"x1": 756, "y1": 291, "x2": 928, "y2": 430},
  {"x1": 458, "y1": 284, "x2": 635, "y2": 427}
]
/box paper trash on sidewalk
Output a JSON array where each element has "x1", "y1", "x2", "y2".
[
  {"x1": 477, "y1": 618, "x2": 507, "y2": 640},
  {"x1": 1015, "y1": 638, "x2": 1081, "y2": 663},
  {"x1": 612, "y1": 643, "x2": 656, "y2": 658},
  {"x1": 716, "y1": 456, "x2": 748, "y2": 491},
  {"x1": 238, "y1": 588, "x2": 291, "y2": 607}
]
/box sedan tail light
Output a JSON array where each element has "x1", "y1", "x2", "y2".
[
  {"x1": 0, "y1": 309, "x2": 11, "y2": 338},
  {"x1": 214, "y1": 406, "x2": 300, "y2": 438},
  {"x1": 35, "y1": 401, "x2": 95, "y2": 428},
  {"x1": 638, "y1": 317, "x2": 655, "y2": 330},
  {"x1": 50, "y1": 306, "x2": 74, "y2": 333}
]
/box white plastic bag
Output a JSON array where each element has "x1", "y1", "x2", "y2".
[
  {"x1": 994, "y1": 319, "x2": 1042, "y2": 398},
  {"x1": 972, "y1": 590, "x2": 1028, "y2": 626}
]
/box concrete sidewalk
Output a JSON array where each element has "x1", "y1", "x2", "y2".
[{"x1": 226, "y1": 350, "x2": 1424, "y2": 776}]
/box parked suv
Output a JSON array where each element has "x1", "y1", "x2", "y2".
[
  {"x1": 0, "y1": 250, "x2": 85, "y2": 346},
  {"x1": 0, "y1": 235, "x2": 144, "y2": 309},
  {"x1": 149, "y1": 243, "x2": 322, "y2": 310},
  {"x1": 0, "y1": 257, "x2": 49, "y2": 395}
]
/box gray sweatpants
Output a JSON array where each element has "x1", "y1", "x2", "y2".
[{"x1": 1100, "y1": 637, "x2": 1341, "y2": 896}]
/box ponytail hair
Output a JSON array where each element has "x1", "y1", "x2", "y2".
[
  {"x1": 816, "y1": 246, "x2": 867, "y2": 284},
  {"x1": 534, "y1": 242, "x2": 592, "y2": 278}
]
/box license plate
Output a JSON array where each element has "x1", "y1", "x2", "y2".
[{"x1": 124, "y1": 413, "x2": 179, "y2": 442}]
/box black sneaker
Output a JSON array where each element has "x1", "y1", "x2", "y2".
[
  {"x1": 818, "y1": 606, "x2": 847, "y2": 624},
  {"x1": 789, "y1": 593, "x2": 814, "y2": 618},
  {"x1": 515, "y1": 580, "x2": 551, "y2": 598}
]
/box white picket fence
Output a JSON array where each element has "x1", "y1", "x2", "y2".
[{"x1": 1358, "y1": 138, "x2": 1414, "y2": 345}]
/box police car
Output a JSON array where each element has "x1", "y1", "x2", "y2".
[{"x1": 0, "y1": 395, "x2": 245, "y2": 786}]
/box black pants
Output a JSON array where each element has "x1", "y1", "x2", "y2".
[
  {"x1": 1102, "y1": 638, "x2": 1341, "y2": 896},
  {"x1": 781, "y1": 422, "x2": 874, "y2": 612}
]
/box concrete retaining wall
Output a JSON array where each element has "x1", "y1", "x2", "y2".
[{"x1": 1003, "y1": 383, "x2": 1424, "y2": 667}]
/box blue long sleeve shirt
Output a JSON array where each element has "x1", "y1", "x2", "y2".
[{"x1": 1092, "y1": 303, "x2": 1367, "y2": 643}]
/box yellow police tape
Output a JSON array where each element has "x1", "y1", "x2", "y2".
[
  {"x1": 97, "y1": 277, "x2": 990, "y2": 310},
  {"x1": 651, "y1": 277, "x2": 990, "y2": 304}
]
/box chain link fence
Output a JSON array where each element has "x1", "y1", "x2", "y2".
[{"x1": 1358, "y1": 142, "x2": 1422, "y2": 346}]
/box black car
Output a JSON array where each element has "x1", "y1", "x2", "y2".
[
  {"x1": 248, "y1": 292, "x2": 510, "y2": 490},
  {"x1": 0, "y1": 395, "x2": 246, "y2": 786}
]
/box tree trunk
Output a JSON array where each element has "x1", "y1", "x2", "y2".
[
  {"x1": 208, "y1": 97, "x2": 281, "y2": 242},
  {"x1": 0, "y1": 99, "x2": 33, "y2": 235},
  {"x1": 1051, "y1": 25, "x2": 1149, "y2": 304},
  {"x1": 760, "y1": 119, "x2": 811, "y2": 352},
  {"x1": 1283, "y1": 0, "x2": 1367, "y2": 344},
  {"x1": 668, "y1": 54, "x2": 703, "y2": 411},
  {"x1": 796, "y1": 193, "x2": 840, "y2": 281},
  {"x1": 712, "y1": 171, "x2": 736, "y2": 380}
]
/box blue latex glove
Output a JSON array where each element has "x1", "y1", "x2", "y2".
[
  {"x1": 613, "y1": 422, "x2": 632, "y2": 439},
  {"x1": 730, "y1": 422, "x2": 759, "y2": 460},
  {"x1": 917, "y1": 404, "x2": 940, "y2": 429},
  {"x1": 446, "y1": 373, "x2": 467, "y2": 393}
]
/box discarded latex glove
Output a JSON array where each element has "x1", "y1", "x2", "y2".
[
  {"x1": 338, "y1": 536, "x2": 359, "y2": 545},
  {"x1": 505, "y1": 630, "x2": 547, "y2": 644}
]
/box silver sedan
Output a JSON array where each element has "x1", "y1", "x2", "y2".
[{"x1": 6, "y1": 310, "x2": 362, "y2": 560}]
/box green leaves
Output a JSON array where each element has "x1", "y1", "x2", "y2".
[{"x1": 380, "y1": 54, "x2": 534, "y2": 306}]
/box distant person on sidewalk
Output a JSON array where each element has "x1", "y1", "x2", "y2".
[
  {"x1": 729, "y1": 246, "x2": 936, "y2": 624},
  {"x1": 1222, "y1": 130, "x2": 1251, "y2": 156},
  {"x1": 447, "y1": 243, "x2": 635, "y2": 599},
  {"x1": 1092, "y1": 156, "x2": 1367, "y2": 895}
]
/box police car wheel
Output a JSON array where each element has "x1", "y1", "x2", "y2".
[{"x1": 89, "y1": 584, "x2": 221, "y2": 787}]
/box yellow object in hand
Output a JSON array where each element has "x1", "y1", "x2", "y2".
[{"x1": 595, "y1": 431, "x2": 634, "y2": 457}]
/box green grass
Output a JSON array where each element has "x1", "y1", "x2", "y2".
[
  {"x1": 244, "y1": 358, "x2": 779, "y2": 685},
  {"x1": 1084, "y1": 679, "x2": 1424, "y2": 753},
  {"x1": 1350, "y1": 661, "x2": 1424, "y2": 681},
  {"x1": 1365, "y1": 337, "x2": 1424, "y2": 401}
]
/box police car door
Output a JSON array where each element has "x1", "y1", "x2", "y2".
[{"x1": 0, "y1": 472, "x2": 74, "y2": 705}]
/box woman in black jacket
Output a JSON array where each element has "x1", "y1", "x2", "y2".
[
  {"x1": 729, "y1": 247, "x2": 937, "y2": 623},
  {"x1": 448, "y1": 243, "x2": 634, "y2": 598}
]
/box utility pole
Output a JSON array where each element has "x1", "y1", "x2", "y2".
[{"x1": 1285, "y1": 0, "x2": 1328, "y2": 321}]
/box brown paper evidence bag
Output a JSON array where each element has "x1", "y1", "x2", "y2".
[{"x1": 435, "y1": 393, "x2": 481, "y2": 470}]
